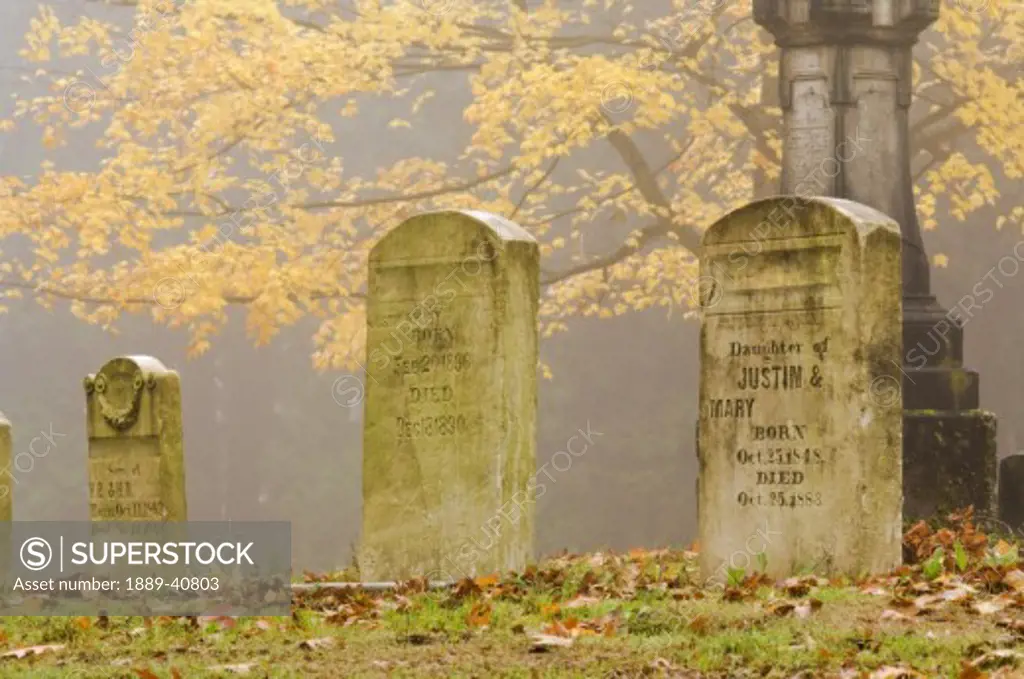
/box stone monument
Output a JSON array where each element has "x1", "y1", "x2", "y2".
[
  {"x1": 359, "y1": 210, "x2": 539, "y2": 582},
  {"x1": 753, "y1": 0, "x2": 997, "y2": 521},
  {"x1": 85, "y1": 355, "x2": 187, "y2": 521},
  {"x1": 698, "y1": 196, "x2": 903, "y2": 579},
  {"x1": 998, "y1": 454, "x2": 1024, "y2": 537}
]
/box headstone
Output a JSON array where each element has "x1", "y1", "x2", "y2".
[
  {"x1": 0, "y1": 413, "x2": 10, "y2": 521},
  {"x1": 753, "y1": 0, "x2": 998, "y2": 522},
  {"x1": 698, "y1": 196, "x2": 903, "y2": 580},
  {"x1": 998, "y1": 454, "x2": 1024, "y2": 538},
  {"x1": 85, "y1": 356, "x2": 186, "y2": 521},
  {"x1": 360, "y1": 210, "x2": 539, "y2": 582}
]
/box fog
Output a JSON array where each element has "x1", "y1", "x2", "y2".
[{"x1": 0, "y1": 0, "x2": 1020, "y2": 572}]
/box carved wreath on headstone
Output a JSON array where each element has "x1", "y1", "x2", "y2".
[{"x1": 85, "y1": 358, "x2": 152, "y2": 431}]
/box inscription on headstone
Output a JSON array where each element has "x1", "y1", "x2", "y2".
[
  {"x1": 360, "y1": 211, "x2": 539, "y2": 582},
  {"x1": 85, "y1": 356, "x2": 186, "y2": 521},
  {"x1": 698, "y1": 196, "x2": 903, "y2": 579}
]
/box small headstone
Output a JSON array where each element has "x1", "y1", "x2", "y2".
[
  {"x1": 360, "y1": 210, "x2": 539, "y2": 581},
  {"x1": 0, "y1": 412, "x2": 10, "y2": 521},
  {"x1": 85, "y1": 356, "x2": 186, "y2": 521},
  {"x1": 998, "y1": 454, "x2": 1024, "y2": 538},
  {"x1": 698, "y1": 196, "x2": 903, "y2": 580}
]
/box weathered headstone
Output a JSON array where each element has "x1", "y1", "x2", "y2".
[
  {"x1": 698, "y1": 196, "x2": 903, "y2": 580},
  {"x1": 0, "y1": 413, "x2": 10, "y2": 521},
  {"x1": 85, "y1": 356, "x2": 186, "y2": 521},
  {"x1": 998, "y1": 454, "x2": 1024, "y2": 538},
  {"x1": 360, "y1": 210, "x2": 539, "y2": 582}
]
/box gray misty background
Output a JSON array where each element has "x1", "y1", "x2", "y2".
[{"x1": 0, "y1": 1, "x2": 1021, "y2": 571}]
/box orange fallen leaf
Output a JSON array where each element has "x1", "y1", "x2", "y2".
[
  {"x1": 467, "y1": 602, "x2": 492, "y2": 628},
  {"x1": 540, "y1": 603, "x2": 560, "y2": 618},
  {"x1": 687, "y1": 613, "x2": 711, "y2": 634},
  {"x1": 1003, "y1": 570, "x2": 1024, "y2": 593},
  {"x1": 133, "y1": 670, "x2": 160, "y2": 679},
  {"x1": 767, "y1": 601, "x2": 795, "y2": 617},
  {"x1": 473, "y1": 573, "x2": 499, "y2": 588}
]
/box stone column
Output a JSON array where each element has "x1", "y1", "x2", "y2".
[{"x1": 753, "y1": 0, "x2": 997, "y2": 521}]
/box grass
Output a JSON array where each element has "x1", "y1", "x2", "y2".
[{"x1": 0, "y1": 516, "x2": 1021, "y2": 678}]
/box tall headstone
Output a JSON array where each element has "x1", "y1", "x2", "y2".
[
  {"x1": 698, "y1": 196, "x2": 902, "y2": 579},
  {"x1": 360, "y1": 210, "x2": 539, "y2": 582},
  {"x1": 0, "y1": 413, "x2": 10, "y2": 521},
  {"x1": 85, "y1": 356, "x2": 186, "y2": 521},
  {"x1": 998, "y1": 454, "x2": 1024, "y2": 538},
  {"x1": 753, "y1": 0, "x2": 998, "y2": 522}
]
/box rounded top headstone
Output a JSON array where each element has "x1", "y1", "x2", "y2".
[
  {"x1": 702, "y1": 196, "x2": 900, "y2": 248},
  {"x1": 370, "y1": 210, "x2": 536, "y2": 264},
  {"x1": 84, "y1": 355, "x2": 174, "y2": 431}
]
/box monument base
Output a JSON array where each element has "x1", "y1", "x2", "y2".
[
  {"x1": 998, "y1": 454, "x2": 1024, "y2": 537},
  {"x1": 903, "y1": 410, "x2": 997, "y2": 523}
]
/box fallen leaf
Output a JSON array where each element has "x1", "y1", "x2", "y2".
[
  {"x1": 298, "y1": 637, "x2": 335, "y2": 650},
  {"x1": 467, "y1": 602, "x2": 492, "y2": 628},
  {"x1": 687, "y1": 613, "x2": 711, "y2": 634},
  {"x1": 782, "y1": 577, "x2": 811, "y2": 597},
  {"x1": 968, "y1": 649, "x2": 1024, "y2": 671},
  {"x1": 0, "y1": 645, "x2": 65, "y2": 660},
  {"x1": 133, "y1": 670, "x2": 160, "y2": 679},
  {"x1": 767, "y1": 601, "x2": 795, "y2": 617},
  {"x1": 958, "y1": 661, "x2": 986, "y2": 679},
  {"x1": 562, "y1": 595, "x2": 599, "y2": 609},
  {"x1": 995, "y1": 617, "x2": 1024, "y2": 634},
  {"x1": 869, "y1": 666, "x2": 926, "y2": 678},
  {"x1": 880, "y1": 609, "x2": 912, "y2": 622},
  {"x1": 473, "y1": 573, "x2": 499, "y2": 588},
  {"x1": 529, "y1": 633, "x2": 574, "y2": 652},
  {"x1": 974, "y1": 596, "x2": 1015, "y2": 615},
  {"x1": 995, "y1": 541, "x2": 1014, "y2": 558},
  {"x1": 199, "y1": 615, "x2": 237, "y2": 631},
  {"x1": 1003, "y1": 570, "x2": 1024, "y2": 593},
  {"x1": 208, "y1": 663, "x2": 257, "y2": 675},
  {"x1": 940, "y1": 584, "x2": 976, "y2": 602},
  {"x1": 540, "y1": 603, "x2": 560, "y2": 618}
]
